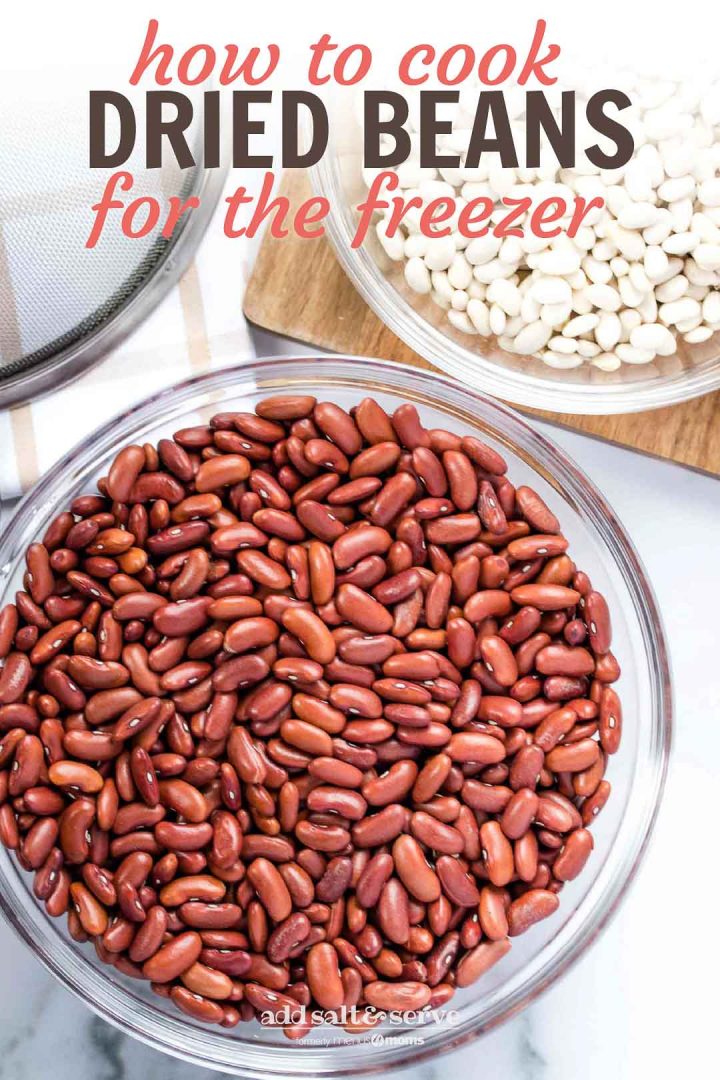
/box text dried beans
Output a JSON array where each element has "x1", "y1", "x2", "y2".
[{"x1": 0, "y1": 393, "x2": 622, "y2": 1036}]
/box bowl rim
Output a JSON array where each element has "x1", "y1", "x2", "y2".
[
  {"x1": 0, "y1": 355, "x2": 673, "y2": 1076},
  {"x1": 309, "y1": 152, "x2": 720, "y2": 415}
]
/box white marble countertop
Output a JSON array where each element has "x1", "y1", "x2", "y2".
[{"x1": 1, "y1": 324, "x2": 717, "y2": 1079}]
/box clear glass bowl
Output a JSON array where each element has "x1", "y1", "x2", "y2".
[
  {"x1": 0, "y1": 357, "x2": 671, "y2": 1075},
  {"x1": 309, "y1": 103, "x2": 720, "y2": 415}
]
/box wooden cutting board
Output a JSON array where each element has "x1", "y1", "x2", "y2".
[{"x1": 244, "y1": 171, "x2": 720, "y2": 476}]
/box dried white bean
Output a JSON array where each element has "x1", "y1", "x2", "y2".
[
  {"x1": 447, "y1": 309, "x2": 476, "y2": 334},
  {"x1": 404, "y1": 234, "x2": 427, "y2": 259},
  {"x1": 659, "y1": 297, "x2": 702, "y2": 325},
  {"x1": 528, "y1": 277, "x2": 572, "y2": 305},
  {"x1": 630, "y1": 323, "x2": 677, "y2": 355},
  {"x1": 703, "y1": 292, "x2": 720, "y2": 322},
  {"x1": 486, "y1": 279, "x2": 521, "y2": 317},
  {"x1": 616, "y1": 343, "x2": 656, "y2": 364},
  {"x1": 447, "y1": 254, "x2": 473, "y2": 290},
  {"x1": 655, "y1": 276, "x2": 689, "y2": 303},
  {"x1": 548, "y1": 336, "x2": 579, "y2": 355},
  {"x1": 562, "y1": 314, "x2": 600, "y2": 337},
  {"x1": 535, "y1": 248, "x2": 583, "y2": 275},
  {"x1": 591, "y1": 352, "x2": 622, "y2": 372},
  {"x1": 699, "y1": 178, "x2": 720, "y2": 206},
  {"x1": 405, "y1": 257, "x2": 432, "y2": 295},
  {"x1": 693, "y1": 243, "x2": 720, "y2": 270},
  {"x1": 595, "y1": 313, "x2": 622, "y2": 351},
  {"x1": 644, "y1": 246, "x2": 670, "y2": 282},
  {"x1": 466, "y1": 299, "x2": 490, "y2": 335},
  {"x1": 424, "y1": 236, "x2": 456, "y2": 272},
  {"x1": 376, "y1": 221, "x2": 404, "y2": 261},
  {"x1": 489, "y1": 304, "x2": 507, "y2": 336},
  {"x1": 513, "y1": 320, "x2": 553, "y2": 355},
  {"x1": 619, "y1": 277, "x2": 646, "y2": 307},
  {"x1": 431, "y1": 271, "x2": 454, "y2": 302},
  {"x1": 586, "y1": 284, "x2": 623, "y2": 312},
  {"x1": 541, "y1": 301, "x2": 573, "y2": 327},
  {"x1": 541, "y1": 350, "x2": 585, "y2": 369},
  {"x1": 464, "y1": 236, "x2": 503, "y2": 265},
  {"x1": 683, "y1": 325, "x2": 713, "y2": 342},
  {"x1": 662, "y1": 232, "x2": 699, "y2": 255}
]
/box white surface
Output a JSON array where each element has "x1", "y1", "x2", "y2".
[
  {"x1": 0, "y1": 323, "x2": 717, "y2": 1079},
  {"x1": 2, "y1": 4, "x2": 719, "y2": 1058}
]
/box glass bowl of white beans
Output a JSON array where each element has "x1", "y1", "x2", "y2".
[
  {"x1": 0, "y1": 357, "x2": 670, "y2": 1075},
  {"x1": 310, "y1": 76, "x2": 720, "y2": 414}
]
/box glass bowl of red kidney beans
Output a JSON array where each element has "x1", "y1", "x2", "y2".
[{"x1": 0, "y1": 357, "x2": 670, "y2": 1076}]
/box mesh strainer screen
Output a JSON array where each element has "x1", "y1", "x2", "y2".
[{"x1": 0, "y1": 68, "x2": 218, "y2": 398}]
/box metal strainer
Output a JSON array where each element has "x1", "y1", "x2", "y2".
[{"x1": 0, "y1": 67, "x2": 225, "y2": 407}]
